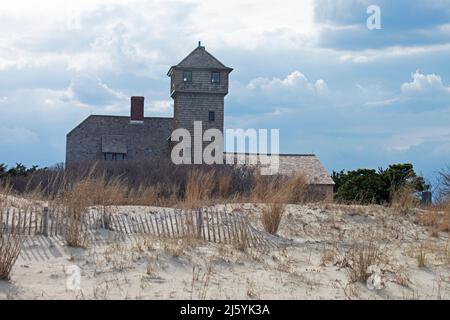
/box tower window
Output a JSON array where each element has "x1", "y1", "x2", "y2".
[
  {"x1": 208, "y1": 111, "x2": 215, "y2": 122},
  {"x1": 183, "y1": 71, "x2": 192, "y2": 82},
  {"x1": 211, "y1": 72, "x2": 220, "y2": 84}
]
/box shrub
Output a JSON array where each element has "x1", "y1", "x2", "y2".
[
  {"x1": 332, "y1": 163, "x2": 428, "y2": 205},
  {"x1": 0, "y1": 234, "x2": 23, "y2": 280},
  {"x1": 261, "y1": 202, "x2": 285, "y2": 235}
]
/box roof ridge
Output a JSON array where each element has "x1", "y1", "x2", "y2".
[
  {"x1": 89, "y1": 114, "x2": 173, "y2": 120},
  {"x1": 224, "y1": 152, "x2": 317, "y2": 157},
  {"x1": 176, "y1": 46, "x2": 229, "y2": 69}
]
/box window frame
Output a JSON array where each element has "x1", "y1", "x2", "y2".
[
  {"x1": 183, "y1": 71, "x2": 192, "y2": 83},
  {"x1": 115, "y1": 153, "x2": 126, "y2": 161},
  {"x1": 208, "y1": 111, "x2": 215, "y2": 122},
  {"x1": 211, "y1": 71, "x2": 220, "y2": 84},
  {"x1": 104, "y1": 153, "x2": 114, "y2": 161},
  {"x1": 104, "y1": 153, "x2": 126, "y2": 161}
]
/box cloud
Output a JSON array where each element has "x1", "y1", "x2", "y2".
[
  {"x1": 0, "y1": 127, "x2": 39, "y2": 145},
  {"x1": 315, "y1": 0, "x2": 450, "y2": 49},
  {"x1": 339, "y1": 43, "x2": 450, "y2": 64},
  {"x1": 0, "y1": 0, "x2": 449, "y2": 182},
  {"x1": 147, "y1": 100, "x2": 173, "y2": 115},
  {"x1": 386, "y1": 127, "x2": 450, "y2": 151},
  {"x1": 401, "y1": 71, "x2": 450, "y2": 97},
  {"x1": 67, "y1": 74, "x2": 127, "y2": 106},
  {"x1": 226, "y1": 70, "x2": 332, "y2": 121},
  {"x1": 364, "y1": 71, "x2": 450, "y2": 108},
  {"x1": 247, "y1": 70, "x2": 328, "y2": 95}
]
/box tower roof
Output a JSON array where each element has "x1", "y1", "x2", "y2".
[{"x1": 167, "y1": 44, "x2": 233, "y2": 75}]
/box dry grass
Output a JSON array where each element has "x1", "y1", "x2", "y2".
[
  {"x1": 162, "y1": 239, "x2": 191, "y2": 258},
  {"x1": 0, "y1": 234, "x2": 23, "y2": 280},
  {"x1": 246, "y1": 280, "x2": 259, "y2": 299},
  {"x1": 255, "y1": 173, "x2": 307, "y2": 235},
  {"x1": 416, "y1": 245, "x2": 427, "y2": 268},
  {"x1": 5, "y1": 161, "x2": 322, "y2": 213},
  {"x1": 55, "y1": 179, "x2": 94, "y2": 247},
  {"x1": 418, "y1": 203, "x2": 450, "y2": 235},
  {"x1": 261, "y1": 203, "x2": 285, "y2": 235},
  {"x1": 258, "y1": 174, "x2": 307, "y2": 235},
  {"x1": 0, "y1": 184, "x2": 23, "y2": 279},
  {"x1": 283, "y1": 174, "x2": 308, "y2": 204},
  {"x1": 345, "y1": 240, "x2": 384, "y2": 283},
  {"x1": 0, "y1": 183, "x2": 13, "y2": 207},
  {"x1": 185, "y1": 169, "x2": 215, "y2": 208},
  {"x1": 390, "y1": 185, "x2": 419, "y2": 214},
  {"x1": 190, "y1": 264, "x2": 212, "y2": 300},
  {"x1": 218, "y1": 172, "x2": 231, "y2": 198}
]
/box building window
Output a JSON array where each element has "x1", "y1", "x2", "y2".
[
  {"x1": 104, "y1": 153, "x2": 126, "y2": 161},
  {"x1": 104, "y1": 153, "x2": 114, "y2": 161},
  {"x1": 211, "y1": 71, "x2": 220, "y2": 84},
  {"x1": 115, "y1": 153, "x2": 125, "y2": 161},
  {"x1": 208, "y1": 111, "x2": 215, "y2": 122},
  {"x1": 183, "y1": 71, "x2": 192, "y2": 82}
]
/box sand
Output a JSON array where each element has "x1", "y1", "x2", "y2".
[{"x1": 1, "y1": 202, "x2": 449, "y2": 300}]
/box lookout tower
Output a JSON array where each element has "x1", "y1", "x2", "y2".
[{"x1": 167, "y1": 43, "x2": 233, "y2": 152}]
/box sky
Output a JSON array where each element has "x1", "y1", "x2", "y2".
[{"x1": 0, "y1": 0, "x2": 449, "y2": 185}]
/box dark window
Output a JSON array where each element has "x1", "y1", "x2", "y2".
[
  {"x1": 104, "y1": 153, "x2": 126, "y2": 161},
  {"x1": 183, "y1": 71, "x2": 192, "y2": 82},
  {"x1": 208, "y1": 111, "x2": 215, "y2": 122},
  {"x1": 211, "y1": 72, "x2": 220, "y2": 84},
  {"x1": 104, "y1": 153, "x2": 114, "y2": 161},
  {"x1": 115, "y1": 153, "x2": 125, "y2": 161}
]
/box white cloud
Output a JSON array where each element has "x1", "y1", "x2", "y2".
[
  {"x1": 247, "y1": 70, "x2": 328, "y2": 96},
  {"x1": 339, "y1": 44, "x2": 450, "y2": 64},
  {"x1": 147, "y1": 100, "x2": 172, "y2": 114},
  {"x1": 401, "y1": 71, "x2": 450, "y2": 97},
  {"x1": 386, "y1": 127, "x2": 450, "y2": 152},
  {"x1": 364, "y1": 71, "x2": 450, "y2": 107},
  {"x1": 0, "y1": 0, "x2": 319, "y2": 79}
]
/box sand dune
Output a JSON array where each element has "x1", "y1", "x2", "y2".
[{"x1": 1, "y1": 203, "x2": 449, "y2": 300}]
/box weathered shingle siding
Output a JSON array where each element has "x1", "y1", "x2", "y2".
[
  {"x1": 174, "y1": 93, "x2": 224, "y2": 134},
  {"x1": 277, "y1": 155, "x2": 335, "y2": 185},
  {"x1": 169, "y1": 46, "x2": 231, "y2": 159},
  {"x1": 177, "y1": 46, "x2": 229, "y2": 69},
  {"x1": 224, "y1": 153, "x2": 334, "y2": 185},
  {"x1": 170, "y1": 69, "x2": 229, "y2": 96},
  {"x1": 66, "y1": 116, "x2": 173, "y2": 164},
  {"x1": 224, "y1": 153, "x2": 334, "y2": 201}
]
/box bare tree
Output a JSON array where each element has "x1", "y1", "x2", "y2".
[{"x1": 436, "y1": 166, "x2": 450, "y2": 203}]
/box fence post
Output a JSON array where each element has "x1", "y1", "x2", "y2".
[
  {"x1": 197, "y1": 209, "x2": 203, "y2": 239},
  {"x1": 43, "y1": 206, "x2": 49, "y2": 237}
]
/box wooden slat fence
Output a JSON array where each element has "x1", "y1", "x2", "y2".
[{"x1": 0, "y1": 206, "x2": 288, "y2": 251}]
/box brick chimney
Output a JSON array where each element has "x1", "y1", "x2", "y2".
[{"x1": 130, "y1": 96, "x2": 144, "y2": 122}]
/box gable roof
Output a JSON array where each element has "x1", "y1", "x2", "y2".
[
  {"x1": 66, "y1": 115, "x2": 173, "y2": 137},
  {"x1": 168, "y1": 45, "x2": 233, "y2": 75},
  {"x1": 224, "y1": 153, "x2": 335, "y2": 185}
]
